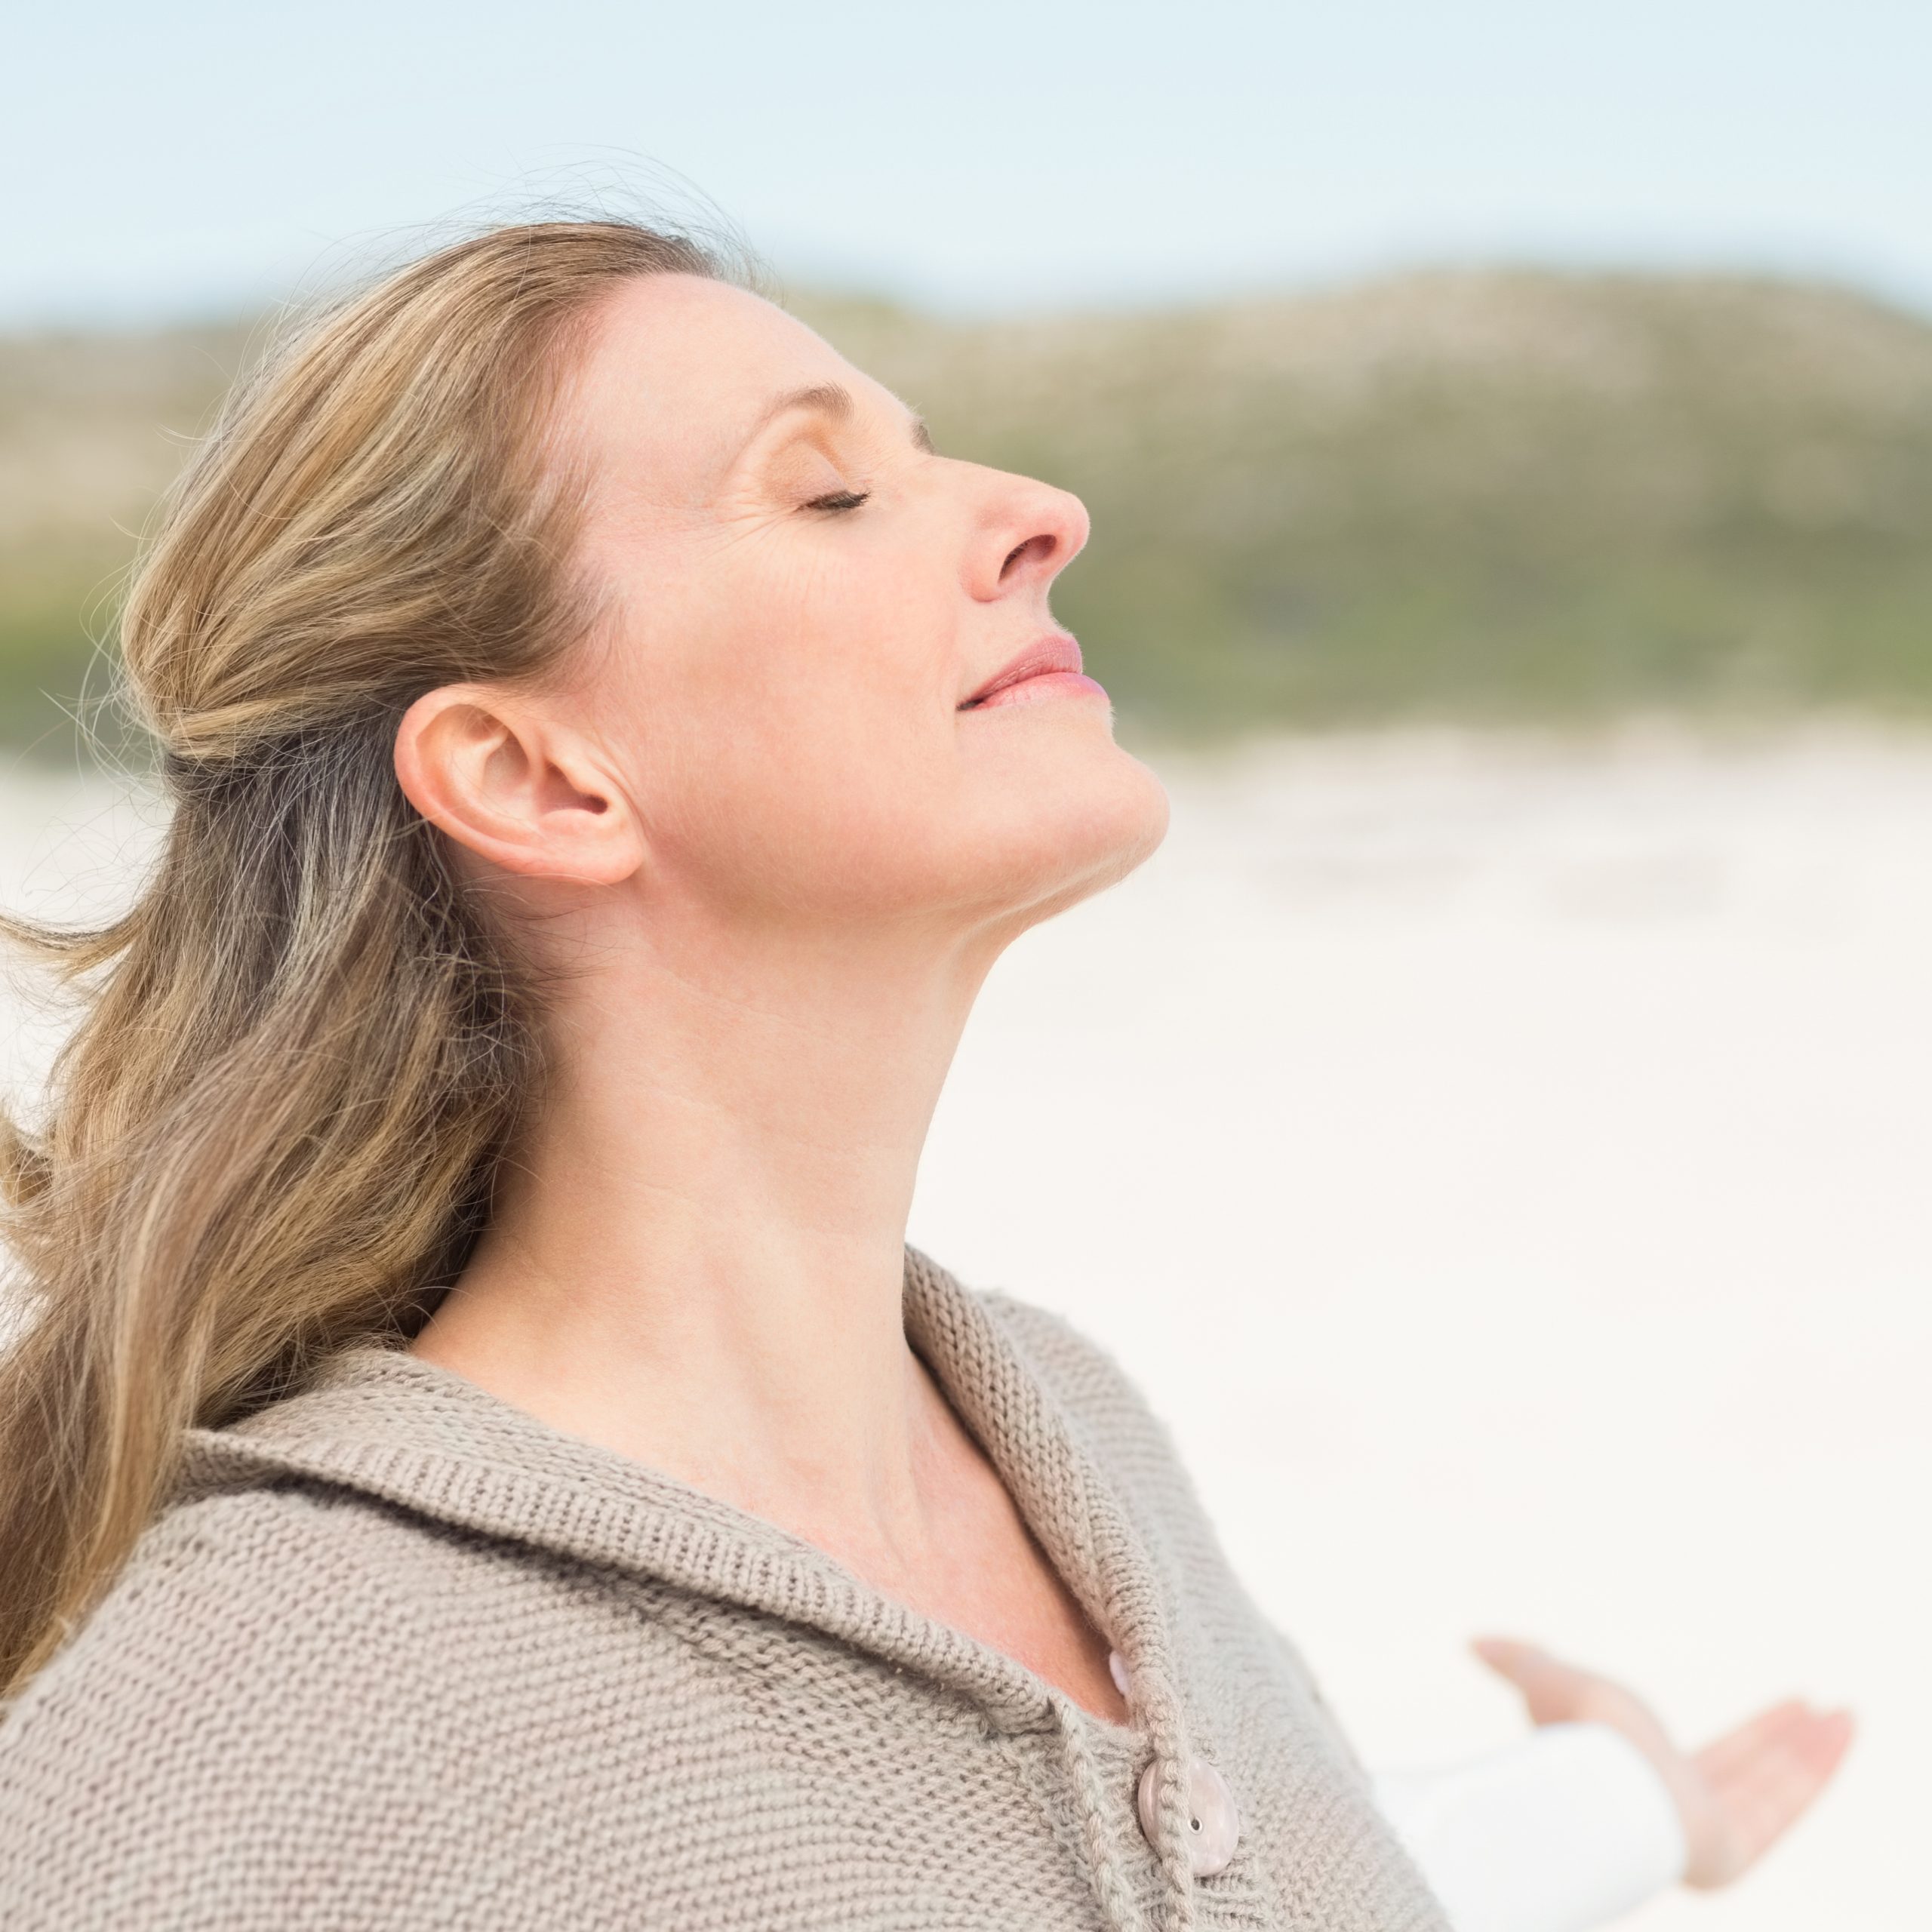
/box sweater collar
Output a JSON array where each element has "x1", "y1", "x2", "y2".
[{"x1": 177, "y1": 1247, "x2": 1191, "y2": 1756}]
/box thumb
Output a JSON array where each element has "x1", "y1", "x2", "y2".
[{"x1": 1471, "y1": 1635, "x2": 1594, "y2": 1724}]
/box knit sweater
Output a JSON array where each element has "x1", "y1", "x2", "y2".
[{"x1": 0, "y1": 1248, "x2": 1452, "y2": 1932}]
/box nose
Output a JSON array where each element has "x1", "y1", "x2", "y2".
[{"x1": 966, "y1": 470, "x2": 1091, "y2": 604}]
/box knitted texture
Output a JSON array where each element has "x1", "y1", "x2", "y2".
[{"x1": 0, "y1": 1249, "x2": 1451, "y2": 1932}]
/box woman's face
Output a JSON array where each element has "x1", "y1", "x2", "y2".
[{"x1": 550, "y1": 274, "x2": 1168, "y2": 942}]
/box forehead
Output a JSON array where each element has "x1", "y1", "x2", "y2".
[{"x1": 565, "y1": 275, "x2": 866, "y2": 475}]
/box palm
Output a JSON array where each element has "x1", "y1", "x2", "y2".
[{"x1": 1472, "y1": 1636, "x2": 1854, "y2": 1888}]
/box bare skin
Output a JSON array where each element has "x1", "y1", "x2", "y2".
[
  {"x1": 1474, "y1": 1638, "x2": 1854, "y2": 1885},
  {"x1": 402, "y1": 273, "x2": 1148, "y2": 1727},
  {"x1": 398, "y1": 271, "x2": 1838, "y2": 1868}
]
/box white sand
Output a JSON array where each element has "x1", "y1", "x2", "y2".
[
  {"x1": 4, "y1": 726, "x2": 1923, "y2": 1928},
  {"x1": 914, "y1": 722, "x2": 1927, "y2": 1930}
]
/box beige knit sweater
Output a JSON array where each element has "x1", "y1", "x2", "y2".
[{"x1": 0, "y1": 1248, "x2": 1451, "y2": 1932}]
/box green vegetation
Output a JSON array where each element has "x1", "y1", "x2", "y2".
[
  {"x1": 0, "y1": 321, "x2": 254, "y2": 757},
  {"x1": 5, "y1": 271, "x2": 1932, "y2": 752},
  {"x1": 801, "y1": 272, "x2": 1932, "y2": 734}
]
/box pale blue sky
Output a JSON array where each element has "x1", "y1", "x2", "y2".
[{"x1": 6, "y1": 0, "x2": 1929, "y2": 325}]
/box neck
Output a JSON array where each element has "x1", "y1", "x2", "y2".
[{"x1": 411, "y1": 896, "x2": 999, "y2": 1570}]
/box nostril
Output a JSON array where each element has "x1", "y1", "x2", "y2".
[{"x1": 1001, "y1": 534, "x2": 1056, "y2": 581}]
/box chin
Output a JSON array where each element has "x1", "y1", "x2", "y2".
[{"x1": 967, "y1": 723, "x2": 1171, "y2": 924}]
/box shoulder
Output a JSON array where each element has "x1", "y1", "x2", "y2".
[
  {"x1": 5, "y1": 1478, "x2": 413, "y2": 1717},
  {"x1": 0, "y1": 1480, "x2": 403, "y2": 1752},
  {"x1": 11, "y1": 1460, "x2": 515, "y2": 1706},
  {"x1": 0, "y1": 1479, "x2": 515, "y2": 1927}
]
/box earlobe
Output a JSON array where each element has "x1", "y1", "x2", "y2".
[{"x1": 393, "y1": 685, "x2": 643, "y2": 886}]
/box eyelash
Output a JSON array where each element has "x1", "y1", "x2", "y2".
[{"x1": 804, "y1": 488, "x2": 870, "y2": 513}]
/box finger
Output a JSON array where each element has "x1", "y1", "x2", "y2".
[
  {"x1": 1712, "y1": 1755, "x2": 1826, "y2": 1869},
  {"x1": 1721, "y1": 1709, "x2": 1857, "y2": 1807},
  {"x1": 1696, "y1": 1711, "x2": 1855, "y2": 1880},
  {"x1": 1792, "y1": 1708, "x2": 1857, "y2": 1778},
  {"x1": 1695, "y1": 1700, "x2": 1816, "y2": 1782},
  {"x1": 1471, "y1": 1635, "x2": 1664, "y2": 1736},
  {"x1": 1710, "y1": 1718, "x2": 1832, "y2": 1809},
  {"x1": 1470, "y1": 1635, "x2": 1549, "y2": 1674},
  {"x1": 1470, "y1": 1636, "x2": 1592, "y2": 1721}
]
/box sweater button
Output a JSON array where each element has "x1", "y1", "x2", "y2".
[
  {"x1": 1107, "y1": 1648, "x2": 1131, "y2": 1700},
  {"x1": 1137, "y1": 1755, "x2": 1240, "y2": 1878}
]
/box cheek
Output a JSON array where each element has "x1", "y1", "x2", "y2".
[
  {"x1": 584, "y1": 525, "x2": 1166, "y2": 924},
  {"x1": 597, "y1": 543, "x2": 977, "y2": 913}
]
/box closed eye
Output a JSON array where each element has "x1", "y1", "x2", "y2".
[{"x1": 804, "y1": 488, "x2": 869, "y2": 513}]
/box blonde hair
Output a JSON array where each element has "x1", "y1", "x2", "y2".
[{"x1": 0, "y1": 219, "x2": 718, "y2": 1697}]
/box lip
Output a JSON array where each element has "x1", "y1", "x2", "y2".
[{"x1": 960, "y1": 632, "x2": 1109, "y2": 710}]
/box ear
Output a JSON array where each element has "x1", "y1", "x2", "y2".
[{"x1": 393, "y1": 685, "x2": 642, "y2": 885}]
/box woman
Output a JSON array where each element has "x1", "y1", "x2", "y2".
[{"x1": 0, "y1": 220, "x2": 1849, "y2": 1931}]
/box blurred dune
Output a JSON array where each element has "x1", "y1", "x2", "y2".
[
  {"x1": 0, "y1": 320, "x2": 253, "y2": 749},
  {"x1": 5, "y1": 269, "x2": 1932, "y2": 752}
]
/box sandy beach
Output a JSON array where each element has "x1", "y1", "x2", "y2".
[{"x1": 4, "y1": 724, "x2": 1924, "y2": 1929}]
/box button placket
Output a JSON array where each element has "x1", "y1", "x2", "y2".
[
  {"x1": 1110, "y1": 1649, "x2": 1241, "y2": 1881},
  {"x1": 1137, "y1": 1755, "x2": 1240, "y2": 1878}
]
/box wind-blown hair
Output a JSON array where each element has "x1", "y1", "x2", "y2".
[{"x1": 0, "y1": 220, "x2": 717, "y2": 1697}]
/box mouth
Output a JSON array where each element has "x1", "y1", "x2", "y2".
[{"x1": 959, "y1": 632, "x2": 1110, "y2": 711}]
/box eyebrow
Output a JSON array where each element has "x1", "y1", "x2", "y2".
[{"x1": 749, "y1": 381, "x2": 935, "y2": 453}]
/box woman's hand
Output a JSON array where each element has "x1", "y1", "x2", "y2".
[{"x1": 1471, "y1": 1636, "x2": 1854, "y2": 1888}]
